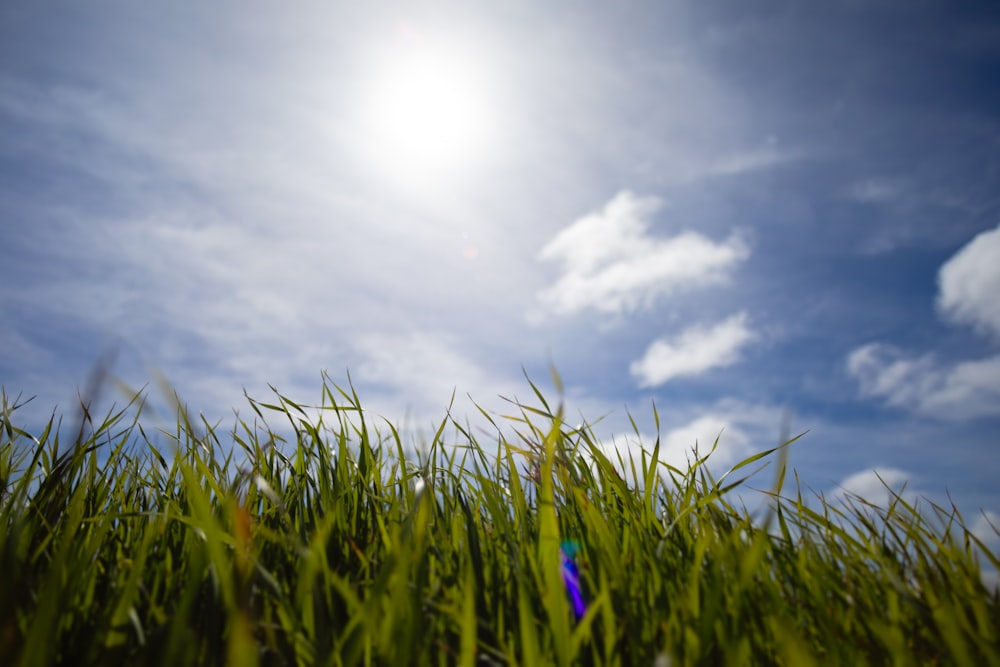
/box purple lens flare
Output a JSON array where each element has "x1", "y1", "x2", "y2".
[{"x1": 560, "y1": 540, "x2": 586, "y2": 619}]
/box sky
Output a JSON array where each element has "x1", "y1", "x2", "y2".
[{"x1": 1, "y1": 1, "x2": 999, "y2": 543}]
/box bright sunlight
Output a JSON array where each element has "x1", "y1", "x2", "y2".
[{"x1": 358, "y1": 31, "x2": 497, "y2": 183}]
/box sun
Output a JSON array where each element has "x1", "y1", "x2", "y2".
[{"x1": 358, "y1": 34, "x2": 497, "y2": 183}]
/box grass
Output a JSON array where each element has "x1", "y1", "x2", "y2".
[{"x1": 1, "y1": 371, "x2": 998, "y2": 665}]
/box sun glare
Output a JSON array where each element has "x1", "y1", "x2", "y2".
[{"x1": 359, "y1": 34, "x2": 497, "y2": 183}]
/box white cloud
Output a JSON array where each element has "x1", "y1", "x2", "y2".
[
  {"x1": 660, "y1": 414, "x2": 753, "y2": 469},
  {"x1": 355, "y1": 331, "x2": 485, "y2": 404},
  {"x1": 589, "y1": 414, "x2": 752, "y2": 485},
  {"x1": 937, "y1": 223, "x2": 1000, "y2": 339},
  {"x1": 630, "y1": 312, "x2": 756, "y2": 387},
  {"x1": 828, "y1": 468, "x2": 924, "y2": 512},
  {"x1": 848, "y1": 224, "x2": 1000, "y2": 419},
  {"x1": 581, "y1": 398, "x2": 785, "y2": 486},
  {"x1": 970, "y1": 511, "x2": 1000, "y2": 551},
  {"x1": 958, "y1": 511, "x2": 1000, "y2": 592},
  {"x1": 351, "y1": 330, "x2": 527, "y2": 429},
  {"x1": 828, "y1": 472, "x2": 999, "y2": 590},
  {"x1": 537, "y1": 191, "x2": 749, "y2": 316},
  {"x1": 846, "y1": 343, "x2": 1000, "y2": 420}
]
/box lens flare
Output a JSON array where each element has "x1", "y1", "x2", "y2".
[{"x1": 561, "y1": 540, "x2": 586, "y2": 619}]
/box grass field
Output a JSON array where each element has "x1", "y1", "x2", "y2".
[{"x1": 1, "y1": 372, "x2": 998, "y2": 665}]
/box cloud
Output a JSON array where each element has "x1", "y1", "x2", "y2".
[
  {"x1": 846, "y1": 343, "x2": 1000, "y2": 420},
  {"x1": 537, "y1": 191, "x2": 749, "y2": 316},
  {"x1": 830, "y1": 467, "x2": 920, "y2": 508},
  {"x1": 707, "y1": 143, "x2": 794, "y2": 176},
  {"x1": 351, "y1": 330, "x2": 527, "y2": 428},
  {"x1": 937, "y1": 223, "x2": 1000, "y2": 339},
  {"x1": 828, "y1": 471, "x2": 999, "y2": 590},
  {"x1": 957, "y1": 510, "x2": 1000, "y2": 592},
  {"x1": 355, "y1": 331, "x2": 485, "y2": 403},
  {"x1": 847, "y1": 224, "x2": 1000, "y2": 419},
  {"x1": 581, "y1": 397, "x2": 785, "y2": 486},
  {"x1": 589, "y1": 414, "x2": 753, "y2": 485},
  {"x1": 630, "y1": 312, "x2": 756, "y2": 387},
  {"x1": 970, "y1": 510, "x2": 1000, "y2": 555},
  {"x1": 846, "y1": 177, "x2": 902, "y2": 203},
  {"x1": 660, "y1": 414, "x2": 754, "y2": 469}
]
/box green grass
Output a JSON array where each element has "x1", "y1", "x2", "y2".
[{"x1": 1, "y1": 372, "x2": 998, "y2": 666}]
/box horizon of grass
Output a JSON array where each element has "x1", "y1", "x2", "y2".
[{"x1": 1, "y1": 370, "x2": 998, "y2": 665}]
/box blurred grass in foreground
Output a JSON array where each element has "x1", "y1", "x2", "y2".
[{"x1": 0, "y1": 373, "x2": 997, "y2": 666}]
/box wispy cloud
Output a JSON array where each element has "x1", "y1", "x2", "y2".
[
  {"x1": 937, "y1": 223, "x2": 1000, "y2": 339},
  {"x1": 0, "y1": 58, "x2": 549, "y2": 424},
  {"x1": 707, "y1": 143, "x2": 795, "y2": 176},
  {"x1": 846, "y1": 344, "x2": 1000, "y2": 420},
  {"x1": 536, "y1": 191, "x2": 749, "y2": 316},
  {"x1": 846, "y1": 177, "x2": 902, "y2": 204},
  {"x1": 630, "y1": 312, "x2": 756, "y2": 388},
  {"x1": 352, "y1": 330, "x2": 517, "y2": 419}
]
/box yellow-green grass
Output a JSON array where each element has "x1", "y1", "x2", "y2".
[{"x1": 0, "y1": 373, "x2": 997, "y2": 666}]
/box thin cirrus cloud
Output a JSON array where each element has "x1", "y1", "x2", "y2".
[
  {"x1": 847, "y1": 223, "x2": 1000, "y2": 420},
  {"x1": 846, "y1": 177, "x2": 902, "y2": 204},
  {"x1": 536, "y1": 190, "x2": 749, "y2": 316},
  {"x1": 706, "y1": 143, "x2": 794, "y2": 177},
  {"x1": 630, "y1": 312, "x2": 756, "y2": 388}
]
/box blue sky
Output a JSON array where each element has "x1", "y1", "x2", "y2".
[{"x1": 2, "y1": 2, "x2": 999, "y2": 537}]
